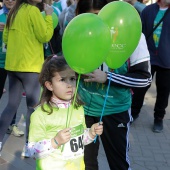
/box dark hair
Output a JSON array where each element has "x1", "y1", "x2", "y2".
[
  {"x1": 137, "y1": 0, "x2": 143, "y2": 3},
  {"x1": 37, "y1": 1, "x2": 44, "y2": 12},
  {"x1": 39, "y1": 55, "x2": 83, "y2": 114},
  {"x1": 6, "y1": 0, "x2": 42, "y2": 29},
  {"x1": 76, "y1": 0, "x2": 107, "y2": 15}
]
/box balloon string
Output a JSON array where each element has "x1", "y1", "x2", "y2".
[
  {"x1": 61, "y1": 74, "x2": 81, "y2": 152},
  {"x1": 65, "y1": 106, "x2": 70, "y2": 128},
  {"x1": 67, "y1": 73, "x2": 81, "y2": 127},
  {"x1": 94, "y1": 73, "x2": 112, "y2": 143}
]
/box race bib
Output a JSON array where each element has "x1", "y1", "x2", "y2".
[{"x1": 62, "y1": 124, "x2": 84, "y2": 160}]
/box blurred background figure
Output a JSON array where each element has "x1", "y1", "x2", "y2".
[
  {"x1": 131, "y1": 0, "x2": 170, "y2": 133},
  {"x1": 0, "y1": 0, "x2": 24, "y2": 137},
  {"x1": 124, "y1": 0, "x2": 146, "y2": 13},
  {"x1": 43, "y1": 0, "x2": 62, "y2": 58},
  {"x1": 59, "y1": 0, "x2": 77, "y2": 35},
  {"x1": 0, "y1": 0, "x2": 53, "y2": 157}
]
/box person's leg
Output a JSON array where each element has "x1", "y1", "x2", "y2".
[
  {"x1": 153, "y1": 66, "x2": 170, "y2": 132},
  {"x1": 131, "y1": 65, "x2": 156, "y2": 121},
  {"x1": 10, "y1": 114, "x2": 16, "y2": 125},
  {"x1": 20, "y1": 72, "x2": 40, "y2": 143},
  {"x1": 0, "y1": 70, "x2": 24, "y2": 136},
  {"x1": 84, "y1": 115, "x2": 100, "y2": 170},
  {"x1": 7, "y1": 112, "x2": 24, "y2": 137},
  {"x1": 6, "y1": 113, "x2": 17, "y2": 134},
  {"x1": 154, "y1": 67, "x2": 170, "y2": 119},
  {"x1": 0, "y1": 68, "x2": 7, "y2": 155},
  {"x1": 0, "y1": 71, "x2": 23, "y2": 143},
  {"x1": 101, "y1": 110, "x2": 132, "y2": 170},
  {"x1": 131, "y1": 86, "x2": 149, "y2": 119},
  {"x1": 0, "y1": 68, "x2": 7, "y2": 99}
]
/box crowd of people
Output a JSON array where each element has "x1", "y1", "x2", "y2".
[{"x1": 0, "y1": 0, "x2": 170, "y2": 169}]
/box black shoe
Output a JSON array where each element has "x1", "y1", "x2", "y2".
[
  {"x1": 153, "y1": 119, "x2": 163, "y2": 133},
  {"x1": 132, "y1": 114, "x2": 139, "y2": 121},
  {"x1": 6, "y1": 127, "x2": 12, "y2": 134},
  {"x1": 130, "y1": 114, "x2": 139, "y2": 124}
]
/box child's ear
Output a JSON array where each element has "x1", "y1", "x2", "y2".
[{"x1": 45, "y1": 81, "x2": 53, "y2": 91}]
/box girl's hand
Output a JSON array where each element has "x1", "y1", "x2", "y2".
[
  {"x1": 89, "y1": 122, "x2": 103, "y2": 139},
  {"x1": 44, "y1": 3, "x2": 53, "y2": 15},
  {"x1": 83, "y1": 69, "x2": 107, "y2": 83},
  {"x1": 52, "y1": 128, "x2": 71, "y2": 148}
]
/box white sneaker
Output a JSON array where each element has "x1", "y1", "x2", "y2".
[
  {"x1": 12, "y1": 125, "x2": 24, "y2": 137},
  {"x1": 7, "y1": 124, "x2": 24, "y2": 137},
  {"x1": 21, "y1": 144, "x2": 30, "y2": 158},
  {"x1": 0, "y1": 142, "x2": 2, "y2": 156}
]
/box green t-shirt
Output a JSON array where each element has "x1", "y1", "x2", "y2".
[
  {"x1": 53, "y1": 1, "x2": 62, "y2": 12},
  {"x1": 78, "y1": 62, "x2": 131, "y2": 117},
  {"x1": 0, "y1": 10, "x2": 7, "y2": 68},
  {"x1": 29, "y1": 105, "x2": 86, "y2": 170},
  {"x1": 153, "y1": 9, "x2": 167, "y2": 48}
]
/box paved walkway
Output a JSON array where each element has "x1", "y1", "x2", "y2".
[{"x1": 0, "y1": 80, "x2": 170, "y2": 170}]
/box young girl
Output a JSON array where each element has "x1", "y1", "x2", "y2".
[{"x1": 28, "y1": 55, "x2": 103, "y2": 170}]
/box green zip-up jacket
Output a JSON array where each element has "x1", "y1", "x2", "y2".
[{"x1": 3, "y1": 4, "x2": 53, "y2": 73}]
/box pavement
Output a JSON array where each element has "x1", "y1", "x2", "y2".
[{"x1": 0, "y1": 78, "x2": 170, "y2": 170}]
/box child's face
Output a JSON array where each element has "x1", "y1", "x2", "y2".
[
  {"x1": 3, "y1": 0, "x2": 16, "y2": 10},
  {"x1": 47, "y1": 68, "x2": 76, "y2": 101}
]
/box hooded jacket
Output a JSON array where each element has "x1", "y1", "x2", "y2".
[{"x1": 3, "y1": 4, "x2": 53, "y2": 72}]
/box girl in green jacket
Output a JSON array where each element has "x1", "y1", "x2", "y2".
[{"x1": 0, "y1": 0, "x2": 53, "y2": 157}]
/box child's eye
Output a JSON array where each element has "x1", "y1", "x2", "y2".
[
  {"x1": 70, "y1": 77, "x2": 76, "y2": 81},
  {"x1": 60, "y1": 78, "x2": 65, "y2": 82}
]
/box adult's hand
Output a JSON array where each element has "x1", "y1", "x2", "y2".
[
  {"x1": 44, "y1": 3, "x2": 53, "y2": 15},
  {"x1": 83, "y1": 69, "x2": 107, "y2": 83}
]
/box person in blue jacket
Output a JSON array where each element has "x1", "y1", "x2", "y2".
[{"x1": 131, "y1": 0, "x2": 170, "y2": 133}]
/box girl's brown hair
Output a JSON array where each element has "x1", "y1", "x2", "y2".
[
  {"x1": 39, "y1": 55, "x2": 83, "y2": 114},
  {"x1": 76, "y1": 0, "x2": 107, "y2": 15}
]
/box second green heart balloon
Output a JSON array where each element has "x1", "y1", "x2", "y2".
[{"x1": 98, "y1": 1, "x2": 142, "y2": 69}]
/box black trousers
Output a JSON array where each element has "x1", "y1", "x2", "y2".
[
  {"x1": 131, "y1": 65, "x2": 170, "y2": 119},
  {"x1": 0, "y1": 68, "x2": 7, "y2": 99},
  {"x1": 0, "y1": 71, "x2": 40, "y2": 143},
  {"x1": 84, "y1": 110, "x2": 132, "y2": 170},
  {"x1": 0, "y1": 68, "x2": 17, "y2": 126}
]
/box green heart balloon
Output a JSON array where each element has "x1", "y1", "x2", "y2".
[
  {"x1": 98, "y1": 1, "x2": 142, "y2": 69},
  {"x1": 41, "y1": 11, "x2": 58, "y2": 29},
  {"x1": 62, "y1": 13, "x2": 112, "y2": 74}
]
